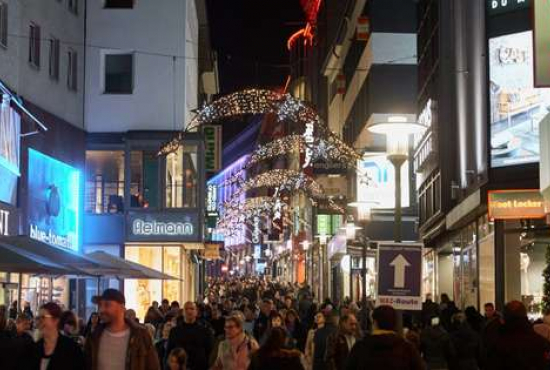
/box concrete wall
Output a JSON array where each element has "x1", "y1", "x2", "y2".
[
  {"x1": 0, "y1": 0, "x2": 85, "y2": 128},
  {"x1": 85, "y1": 0, "x2": 198, "y2": 133}
]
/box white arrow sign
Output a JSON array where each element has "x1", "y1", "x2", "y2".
[{"x1": 390, "y1": 254, "x2": 411, "y2": 289}]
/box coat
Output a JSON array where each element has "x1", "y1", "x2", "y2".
[
  {"x1": 449, "y1": 324, "x2": 483, "y2": 370},
  {"x1": 420, "y1": 325, "x2": 455, "y2": 369},
  {"x1": 485, "y1": 319, "x2": 550, "y2": 370},
  {"x1": 248, "y1": 349, "x2": 304, "y2": 370},
  {"x1": 345, "y1": 332, "x2": 424, "y2": 370},
  {"x1": 33, "y1": 333, "x2": 85, "y2": 370},
  {"x1": 84, "y1": 319, "x2": 160, "y2": 370},
  {"x1": 166, "y1": 320, "x2": 214, "y2": 370},
  {"x1": 312, "y1": 324, "x2": 337, "y2": 370},
  {"x1": 325, "y1": 331, "x2": 356, "y2": 370}
]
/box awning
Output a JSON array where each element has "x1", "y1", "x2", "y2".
[
  {"x1": 0, "y1": 236, "x2": 101, "y2": 274},
  {"x1": 0, "y1": 242, "x2": 76, "y2": 275},
  {"x1": 85, "y1": 251, "x2": 179, "y2": 280}
]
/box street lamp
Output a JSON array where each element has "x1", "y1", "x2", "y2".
[{"x1": 367, "y1": 116, "x2": 425, "y2": 243}]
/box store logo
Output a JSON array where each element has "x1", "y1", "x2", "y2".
[
  {"x1": 303, "y1": 122, "x2": 314, "y2": 168},
  {"x1": 0, "y1": 210, "x2": 9, "y2": 236},
  {"x1": 132, "y1": 218, "x2": 194, "y2": 236},
  {"x1": 30, "y1": 224, "x2": 74, "y2": 250},
  {"x1": 252, "y1": 216, "x2": 261, "y2": 244}
]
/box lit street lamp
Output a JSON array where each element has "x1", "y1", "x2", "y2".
[{"x1": 367, "y1": 116, "x2": 425, "y2": 243}]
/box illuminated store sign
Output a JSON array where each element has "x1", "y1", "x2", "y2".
[
  {"x1": 204, "y1": 125, "x2": 222, "y2": 172},
  {"x1": 0, "y1": 202, "x2": 17, "y2": 236},
  {"x1": 206, "y1": 184, "x2": 218, "y2": 216},
  {"x1": 489, "y1": 31, "x2": 546, "y2": 167},
  {"x1": 126, "y1": 211, "x2": 199, "y2": 242},
  {"x1": 27, "y1": 149, "x2": 80, "y2": 251},
  {"x1": 303, "y1": 122, "x2": 314, "y2": 168},
  {"x1": 487, "y1": 0, "x2": 529, "y2": 15},
  {"x1": 488, "y1": 190, "x2": 546, "y2": 220},
  {"x1": 252, "y1": 215, "x2": 261, "y2": 244}
]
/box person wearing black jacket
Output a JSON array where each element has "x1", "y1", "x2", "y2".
[
  {"x1": 312, "y1": 313, "x2": 337, "y2": 370},
  {"x1": 253, "y1": 298, "x2": 274, "y2": 340},
  {"x1": 32, "y1": 302, "x2": 85, "y2": 370},
  {"x1": 346, "y1": 305, "x2": 423, "y2": 370},
  {"x1": 166, "y1": 302, "x2": 214, "y2": 370}
]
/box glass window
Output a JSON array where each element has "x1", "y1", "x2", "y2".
[
  {"x1": 29, "y1": 23, "x2": 40, "y2": 68},
  {"x1": 49, "y1": 37, "x2": 60, "y2": 80},
  {"x1": 130, "y1": 150, "x2": 159, "y2": 208},
  {"x1": 104, "y1": 0, "x2": 134, "y2": 8},
  {"x1": 165, "y1": 145, "x2": 198, "y2": 208},
  {"x1": 125, "y1": 246, "x2": 162, "y2": 321},
  {"x1": 479, "y1": 218, "x2": 495, "y2": 308},
  {"x1": 104, "y1": 54, "x2": 133, "y2": 94},
  {"x1": 67, "y1": 48, "x2": 78, "y2": 91},
  {"x1": 163, "y1": 247, "x2": 181, "y2": 304},
  {"x1": 0, "y1": 2, "x2": 8, "y2": 48},
  {"x1": 85, "y1": 151, "x2": 125, "y2": 214}
]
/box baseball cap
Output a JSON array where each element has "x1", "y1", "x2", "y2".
[{"x1": 92, "y1": 288, "x2": 126, "y2": 305}]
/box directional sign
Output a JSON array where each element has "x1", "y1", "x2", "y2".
[{"x1": 377, "y1": 243, "x2": 422, "y2": 311}]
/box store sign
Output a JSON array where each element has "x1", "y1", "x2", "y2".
[
  {"x1": 252, "y1": 215, "x2": 262, "y2": 244},
  {"x1": 488, "y1": 190, "x2": 546, "y2": 220},
  {"x1": 303, "y1": 122, "x2": 314, "y2": 168},
  {"x1": 0, "y1": 202, "x2": 17, "y2": 236},
  {"x1": 534, "y1": 0, "x2": 550, "y2": 86},
  {"x1": 206, "y1": 184, "x2": 218, "y2": 216},
  {"x1": 327, "y1": 231, "x2": 347, "y2": 260},
  {"x1": 378, "y1": 243, "x2": 423, "y2": 311},
  {"x1": 487, "y1": 0, "x2": 530, "y2": 15},
  {"x1": 254, "y1": 245, "x2": 261, "y2": 259},
  {"x1": 27, "y1": 149, "x2": 80, "y2": 251},
  {"x1": 489, "y1": 31, "x2": 546, "y2": 167},
  {"x1": 312, "y1": 160, "x2": 348, "y2": 175},
  {"x1": 126, "y1": 211, "x2": 199, "y2": 242},
  {"x1": 357, "y1": 155, "x2": 410, "y2": 209},
  {"x1": 204, "y1": 125, "x2": 222, "y2": 172}
]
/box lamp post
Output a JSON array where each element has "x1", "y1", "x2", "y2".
[{"x1": 367, "y1": 116, "x2": 425, "y2": 243}]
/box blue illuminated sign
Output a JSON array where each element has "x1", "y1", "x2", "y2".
[{"x1": 27, "y1": 149, "x2": 80, "y2": 251}]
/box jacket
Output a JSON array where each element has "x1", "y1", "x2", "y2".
[
  {"x1": 312, "y1": 324, "x2": 337, "y2": 370},
  {"x1": 325, "y1": 331, "x2": 356, "y2": 370},
  {"x1": 420, "y1": 325, "x2": 455, "y2": 369},
  {"x1": 248, "y1": 349, "x2": 305, "y2": 370},
  {"x1": 33, "y1": 333, "x2": 85, "y2": 370},
  {"x1": 166, "y1": 320, "x2": 214, "y2": 370},
  {"x1": 345, "y1": 332, "x2": 424, "y2": 370},
  {"x1": 449, "y1": 324, "x2": 483, "y2": 370},
  {"x1": 485, "y1": 319, "x2": 550, "y2": 370},
  {"x1": 84, "y1": 319, "x2": 160, "y2": 370}
]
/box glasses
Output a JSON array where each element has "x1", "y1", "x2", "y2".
[{"x1": 36, "y1": 314, "x2": 54, "y2": 321}]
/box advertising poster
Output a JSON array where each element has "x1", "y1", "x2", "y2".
[
  {"x1": 489, "y1": 31, "x2": 549, "y2": 167},
  {"x1": 27, "y1": 149, "x2": 80, "y2": 251},
  {"x1": 357, "y1": 155, "x2": 410, "y2": 209},
  {"x1": 534, "y1": 0, "x2": 550, "y2": 87}
]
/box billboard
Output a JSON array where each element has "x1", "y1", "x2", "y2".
[
  {"x1": 357, "y1": 155, "x2": 410, "y2": 209},
  {"x1": 489, "y1": 31, "x2": 549, "y2": 167},
  {"x1": 488, "y1": 189, "x2": 546, "y2": 220},
  {"x1": 28, "y1": 149, "x2": 80, "y2": 251},
  {"x1": 0, "y1": 97, "x2": 21, "y2": 205}
]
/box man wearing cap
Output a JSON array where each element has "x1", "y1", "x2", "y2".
[{"x1": 84, "y1": 289, "x2": 160, "y2": 370}]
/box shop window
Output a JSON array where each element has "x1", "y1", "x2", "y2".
[
  {"x1": 85, "y1": 151, "x2": 125, "y2": 214},
  {"x1": 29, "y1": 23, "x2": 40, "y2": 68},
  {"x1": 104, "y1": 0, "x2": 134, "y2": 8},
  {"x1": 165, "y1": 145, "x2": 198, "y2": 208},
  {"x1": 104, "y1": 54, "x2": 133, "y2": 94},
  {"x1": 130, "y1": 150, "x2": 159, "y2": 208},
  {"x1": 125, "y1": 247, "x2": 162, "y2": 320},
  {"x1": 163, "y1": 247, "x2": 181, "y2": 304}
]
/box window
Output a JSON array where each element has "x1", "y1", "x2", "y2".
[
  {"x1": 67, "y1": 48, "x2": 77, "y2": 91},
  {"x1": 104, "y1": 0, "x2": 134, "y2": 9},
  {"x1": 165, "y1": 145, "x2": 198, "y2": 208},
  {"x1": 68, "y1": 0, "x2": 78, "y2": 14},
  {"x1": 104, "y1": 54, "x2": 133, "y2": 94},
  {"x1": 85, "y1": 151, "x2": 125, "y2": 214},
  {"x1": 49, "y1": 37, "x2": 60, "y2": 80},
  {"x1": 0, "y1": 2, "x2": 7, "y2": 48},
  {"x1": 29, "y1": 23, "x2": 41, "y2": 68},
  {"x1": 130, "y1": 150, "x2": 159, "y2": 208}
]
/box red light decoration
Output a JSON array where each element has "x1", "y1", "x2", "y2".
[
  {"x1": 287, "y1": 25, "x2": 314, "y2": 51},
  {"x1": 301, "y1": 0, "x2": 322, "y2": 23}
]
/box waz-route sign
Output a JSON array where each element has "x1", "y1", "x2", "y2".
[{"x1": 377, "y1": 243, "x2": 423, "y2": 310}]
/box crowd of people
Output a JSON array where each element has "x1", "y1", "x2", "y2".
[{"x1": 0, "y1": 277, "x2": 550, "y2": 370}]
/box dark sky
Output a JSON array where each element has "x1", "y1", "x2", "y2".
[{"x1": 207, "y1": 0, "x2": 305, "y2": 94}]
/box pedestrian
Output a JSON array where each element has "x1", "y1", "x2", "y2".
[
  {"x1": 346, "y1": 305, "x2": 423, "y2": 370},
  {"x1": 84, "y1": 312, "x2": 100, "y2": 337},
  {"x1": 312, "y1": 313, "x2": 337, "y2": 370},
  {"x1": 12, "y1": 314, "x2": 34, "y2": 370},
  {"x1": 210, "y1": 304, "x2": 226, "y2": 338},
  {"x1": 420, "y1": 315, "x2": 455, "y2": 370},
  {"x1": 248, "y1": 327, "x2": 305, "y2": 370},
  {"x1": 145, "y1": 305, "x2": 165, "y2": 328},
  {"x1": 485, "y1": 300, "x2": 550, "y2": 370},
  {"x1": 168, "y1": 348, "x2": 188, "y2": 370},
  {"x1": 32, "y1": 302, "x2": 85, "y2": 370},
  {"x1": 166, "y1": 301, "x2": 214, "y2": 370},
  {"x1": 23, "y1": 302, "x2": 34, "y2": 319},
  {"x1": 211, "y1": 314, "x2": 259, "y2": 370},
  {"x1": 243, "y1": 304, "x2": 256, "y2": 336},
  {"x1": 160, "y1": 299, "x2": 171, "y2": 316},
  {"x1": 449, "y1": 313, "x2": 483, "y2": 370},
  {"x1": 59, "y1": 310, "x2": 85, "y2": 347},
  {"x1": 534, "y1": 308, "x2": 550, "y2": 342},
  {"x1": 286, "y1": 309, "x2": 307, "y2": 351},
  {"x1": 325, "y1": 314, "x2": 360, "y2": 370},
  {"x1": 304, "y1": 312, "x2": 325, "y2": 370},
  {"x1": 84, "y1": 288, "x2": 160, "y2": 370},
  {"x1": 421, "y1": 294, "x2": 440, "y2": 328},
  {"x1": 0, "y1": 304, "x2": 17, "y2": 370},
  {"x1": 9, "y1": 300, "x2": 18, "y2": 320},
  {"x1": 156, "y1": 321, "x2": 174, "y2": 368},
  {"x1": 253, "y1": 298, "x2": 273, "y2": 340}
]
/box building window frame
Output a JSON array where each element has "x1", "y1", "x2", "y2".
[
  {"x1": 104, "y1": 0, "x2": 135, "y2": 9},
  {"x1": 0, "y1": 2, "x2": 7, "y2": 49},
  {"x1": 29, "y1": 23, "x2": 41, "y2": 68},
  {"x1": 102, "y1": 51, "x2": 135, "y2": 95},
  {"x1": 68, "y1": 0, "x2": 78, "y2": 15},
  {"x1": 67, "y1": 48, "x2": 78, "y2": 91},
  {"x1": 49, "y1": 36, "x2": 60, "y2": 81}
]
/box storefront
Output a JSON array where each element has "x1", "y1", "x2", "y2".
[
  {"x1": 0, "y1": 201, "x2": 20, "y2": 306},
  {"x1": 124, "y1": 210, "x2": 202, "y2": 319}
]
